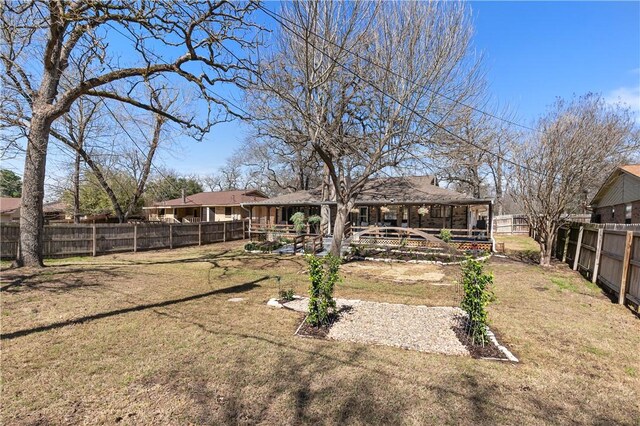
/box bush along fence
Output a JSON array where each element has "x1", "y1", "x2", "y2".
[
  {"x1": 555, "y1": 222, "x2": 640, "y2": 312},
  {"x1": 0, "y1": 220, "x2": 248, "y2": 260}
]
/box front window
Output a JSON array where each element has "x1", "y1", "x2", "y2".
[
  {"x1": 430, "y1": 205, "x2": 451, "y2": 218},
  {"x1": 225, "y1": 207, "x2": 232, "y2": 218},
  {"x1": 383, "y1": 206, "x2": 398, "y2": 222},
  {"x1": 625, "y1": 204, "x2": 632, "y2": 224},
  {"x1": 359, "y1": 207, "x2": 369, "y2": 225}
]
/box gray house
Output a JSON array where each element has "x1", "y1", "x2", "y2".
[{"x1": 590, "y1": 165, "x2": 640, "y2": 224}]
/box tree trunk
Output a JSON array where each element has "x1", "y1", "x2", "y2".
[
  {"x1": 538, "y1": 225, "x2": 556, "y2": 267},
  {"x1": 73, "y1": 151, "x2": 81, "y2": 224},
  {"x1": 329, "y1": 201, "x2": 354, "y2": 256},
  {"x1": 18, "y1": 114, "x2": 51, "y2": 267},
  {"x1": 320, "y1": 166, "x2": 332, "y2": 236}
]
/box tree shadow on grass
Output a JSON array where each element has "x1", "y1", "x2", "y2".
[
  {"x1": 0, "y1": 267, "x2": 127, "y2": 293},
  {"x1": 135, "y1": 309, "x2": 625, "y2": 425},
  {"x1": 0, "y1": 276, "x2": 269, "y2": 341}
]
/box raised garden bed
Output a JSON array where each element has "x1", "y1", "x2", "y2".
[{"x1": 349, "y1": 246, "x2": 489, "y2": 265}]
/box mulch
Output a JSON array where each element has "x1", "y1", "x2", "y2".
[{"x1": 452, "y1": 320, "x2": 508, "y2": 360}]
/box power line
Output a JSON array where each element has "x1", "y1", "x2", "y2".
[
  {"x1": 104, "y1": 10, "x2": 544, "y2": 180},
  {"x1": 218, "y1": 9, "x2": 546, "y2": 177},
  {"x1": 257, "y1": 4, "x2": 538, "y2": 134}
]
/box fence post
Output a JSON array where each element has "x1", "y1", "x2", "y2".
[
  {"x1": 223, "y1": 221, "x2": 226, "y2": 242},
  {"x1": 618, "y1": 231, "x2": 633, "y2": 305},
  {"x1": 573, "y1": 226, "x2": 584, "y2": 271},
  {"x1": 592, "y1": 228, "x2": 604, "y2": 283},
  {"x1": 169, "y1": 224, "x2": 173, "y2": 249},
  {"x1": 92, "y1": 224, "x2": 97, "y2": 256},
  {"x1": 133, "y1": 224, "x2": 137, "y2": 253},
  {"x1": 198, "y1": 223, "x2": 202, "y2": 246},
  {"x1": 562, "y1": 227, "x2": 570, "y2": 263}
]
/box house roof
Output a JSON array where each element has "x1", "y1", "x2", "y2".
[
  {"x1": 620, "y1": 164, "x2": 640, "y2": 178},
  {"x1": 148, "y1": 190, "x2": 268, "y2": 208},
  {"x1": 43, "y1": 201, "x2": 67, "y2": 213},
  {"x1": 590, "y1": 164, "x2": 640, "y2": 206},
  {"x1": 0, "y1": 197, "x2": 21, "y2": 214},
  {"x1": 242, "y1": 176, "x2": 491, "y2": 206}
]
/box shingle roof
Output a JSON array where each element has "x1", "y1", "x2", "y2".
[
  {"x1": 0, "y1": 197, "x2": 21, "y2": 213},
  {"x1": 621, "y1": 164, "x2": 640, "y2": 178},
  {"x1": 243, "y1": 176, "x2": 490, "y2": 206},
  {"x1": 150, "y1": 190, "x2": 268, "y2": 207}
]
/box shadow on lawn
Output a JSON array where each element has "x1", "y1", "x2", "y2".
[
  {"x1": 0, "y1": 267, "x2": 126, "y2": 293},
  {"x1": 0, "y1": 276, "x2": 269, "y2": 341},
  {"x1": 143, "y1": 304, "x2": 623, "y2": 425}
]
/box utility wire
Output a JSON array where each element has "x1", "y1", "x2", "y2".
[{"x1": 257, "y1": 4, "x2": 538, "y2": 134}]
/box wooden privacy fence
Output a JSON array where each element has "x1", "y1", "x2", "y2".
[
  {"x1": 493, "y1": 214, "x2": 592, "y2": 235},
  {"x1": 556, "y1": 222, "x2": 640, "y2": 310},
  {"x1": 0, "y1": 220, "x2": 248, "y2": 260}
]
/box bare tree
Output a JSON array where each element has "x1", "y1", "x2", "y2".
[
  {"x1": 0, "y1": 1, "x2": 258, "y2": 266},
  {"x1": 253, "y1": 1, "x2": 480, "y2": 255},
  {"x1": 512, "y1": 94, "x2": 638, "y2": 266}
]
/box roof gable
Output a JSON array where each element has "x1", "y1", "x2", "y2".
[{"x1": 591, "y1": 165, "x2": 640, "y2": 207}]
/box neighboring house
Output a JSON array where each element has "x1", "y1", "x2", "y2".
[
  {"x1": 0, "y1": 197, "x2": 21, "y2": 223},
  {"x1": 590, "y1": 165, "x2": 640, "y2": 224},
  {"x1": 242, "y1": 176, "x2": 493, "y2": 236},
  {"x1": 144, "y1": 190, "x2": 269, "y2": 223},
  {"x1": 0, "y1": 198, "x2": 69, "y2": 223}
]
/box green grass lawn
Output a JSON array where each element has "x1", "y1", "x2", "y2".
[{"x1": 1, "y1": 241, "x2": 638, "y2": 425}]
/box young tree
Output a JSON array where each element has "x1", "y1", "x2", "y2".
[
  {"x1": 0, "y1": 169, "x2": 22, "y2": 197},
  {"x1": 1, "y1": 1, "x2": 258, "y2": 266},
  {"x1": 512, "y1": 94, "x2": 638, "y2": 266},
  {"x1": 253, "y1": 1, "x2": 479, "y2": 255}
]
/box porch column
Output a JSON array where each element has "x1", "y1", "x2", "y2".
[
  {"x1": 467, "y1": 205, "x2": 472, "y2": 237},
  {"x1": 442, "y1": 205, "x2": 446, "y2": 229},
  {"x1": 407, "y1": 205, "x2": 411, "y2": 228},
  {"x1": 488, "y1": 202, "x2": 494, "y2": 237}
]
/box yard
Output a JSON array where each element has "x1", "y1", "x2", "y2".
[{"x1": 1, "y1": 236, "x2": 638, "y2": 425}]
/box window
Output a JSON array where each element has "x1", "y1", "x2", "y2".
[
  {"x1": 430, "y1": 205, "x2": 451, "y2": 218},
  {"x1": 359, "y1": 207, "x2": 369, "y2": 225},
  {"x1": 625, "y1": 204, "x2": 632, "y2": 224},
  {"x1": 225, "y1": 207, "x2": 232, "y2": 218},
  {"x1": 611, "y1": 207, "x2": 615, "y2": 220}
]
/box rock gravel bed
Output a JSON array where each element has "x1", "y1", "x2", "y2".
[{"x1": 283, "y1": 298, "x2": 469, "y2": 356}]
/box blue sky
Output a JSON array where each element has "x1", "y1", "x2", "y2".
[
  {"x1": 172, "y1": 0, "x2": 640, "y2": 175},
  {"x1": 4, "y1": 1, "x2": 640, "y2": 182}
]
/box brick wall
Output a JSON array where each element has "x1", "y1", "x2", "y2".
[{"x1": 593, "y1": 201, "x2": 640, "y2": 224}]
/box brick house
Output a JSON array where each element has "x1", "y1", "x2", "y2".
[
  {"x1": 590, "y1": 165, "x2": 640, "y2": 224},
  {"x1": 242, "y1": 176, "x2": 493, "y2": 236},
  {"x1": 143, "y1": 190, "x2": 269, "y2": 223}
]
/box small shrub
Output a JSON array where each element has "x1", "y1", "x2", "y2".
[
  {"x1": 460, "y1": 257, "x2": 493, "y2": 345},
  {"x1": 306, "y1": 254, "x2": 341, "y2": 327},
  {"x1": 279, "y1": 288, "x2": 295, "y2": 301},
  {"x1": 244, "y1": 242, "x2": 257, "y2": 251},
  {"x1": 290, "y1": 212, "x2": 306, "y2": 233},
  {"x1": 308, "y1": 215, "x2": 322, "y2": 233},
  {"x1": 438, "y1": 228, "x2": 452, "y2": 243}
]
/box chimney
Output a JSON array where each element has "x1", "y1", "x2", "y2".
[{"x1": 182, "y1": 188, "x2": 186, "y2": 204}]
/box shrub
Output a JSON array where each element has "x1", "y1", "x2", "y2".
[
  {"x1": 306, "y1": 254, "x2": 341, "y2": 327},
  {"x1": 438, "y1": 228, "x2": 452, "y2": 243},
  {"x1": 290, "y1": 211, "x2": 306, "y2": 233},
  {"x1": 279, "y1": 288, "x2": 295, "y2": 301},
  {"x1": 460, "y1": 257, "x2": 494, "y2": 345},
  {"x1": 244, "y1": 242, "x2": 257, "y2": 251}
]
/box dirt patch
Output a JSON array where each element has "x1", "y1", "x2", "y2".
[{"x1": 342, "y1": 262, "x2": 446, "y2": 283}]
